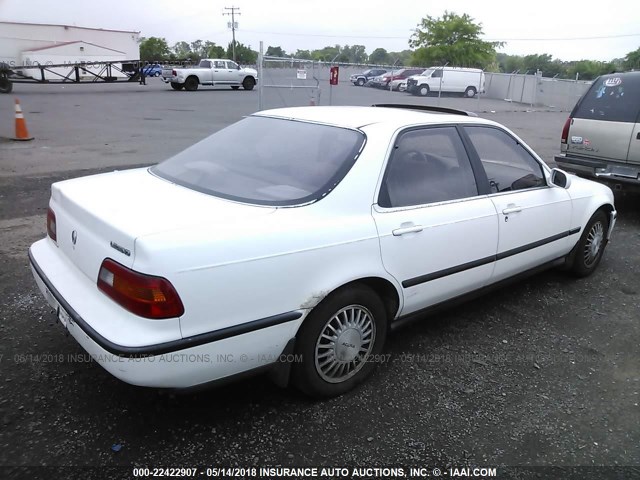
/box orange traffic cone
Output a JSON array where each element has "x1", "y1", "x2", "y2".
[{"x1": 13, "y1": 98, "x2": 34, "y2": 141}]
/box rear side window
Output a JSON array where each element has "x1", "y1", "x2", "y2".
[
  {"x1": 573, "y1": 74, "x2": 640, "y2": 123},
  {"x1": 379, "y1": 127, "x2": 478, "y2": 208},
  {"x1": 464, "y1": 126, "x2": 546, "y2": 193}
]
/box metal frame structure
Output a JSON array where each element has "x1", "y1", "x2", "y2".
[{"x1": 0, "y1": 59, "x2": 179, "y2": 93}]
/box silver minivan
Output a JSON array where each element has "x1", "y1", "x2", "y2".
[{"x1": 555, "y1": 71, "x2": 640, "y2": 192}]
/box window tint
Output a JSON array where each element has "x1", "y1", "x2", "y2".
[
  {"x1": 431, "y1": 69, "x2": 443, "y2": 78},
  {"x1": 464, "y1": 126, "x2": 546, "y2": 193},
  {"x1": 380, "y1": 127, "x2": 478, "y2": 208},
  {"x1": 152, "y1": 116, "x2": 365, "y2": 206},
  {"x1": 573, "y1": 74, "x2": 640, "y2": 123},
  {"x1": 200, "y1": 60, "x2": 212, "y2": 68}
]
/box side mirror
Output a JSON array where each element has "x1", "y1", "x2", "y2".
[{"x1": 551, "y1": 168, "x2": 572, "y2": 189}]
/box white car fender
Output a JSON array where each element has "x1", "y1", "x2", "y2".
[{"x1": 566, "y1": 176, "x2": 616, "y2": 239}]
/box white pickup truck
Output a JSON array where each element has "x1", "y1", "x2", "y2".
[{"x1": 161, "y1": 59, "x2": 258, "y2": 91}]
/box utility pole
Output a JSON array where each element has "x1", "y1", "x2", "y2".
[{"x1": 223, "y1": 6, "x2": 241, "y2": 62}]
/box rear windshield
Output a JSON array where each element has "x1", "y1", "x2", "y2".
[
  {"x1": 152, "y1": 116, "x2": 365, "y2": 206},
  {"x1": 573, "y1": 73, "x2": 640, "y2": 123}
]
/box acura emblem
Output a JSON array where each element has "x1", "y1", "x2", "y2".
[{"x1": 71, "y1": 230, "x2": 77, "y2": 245}]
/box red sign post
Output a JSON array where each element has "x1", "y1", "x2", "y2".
[{"x1": 330, "y1": 66, "x2": 339, "y2": 85}]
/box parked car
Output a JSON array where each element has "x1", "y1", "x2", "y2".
[
  {"x1": 554, "y1": 71, "x2": 640, "y2": 193},
  {"x1": 350, "y1": 68, "x2": 387, "y2": 86},
  {"x1": 389, "y1": 79, "x2": 407, "y2": 92},
  {"x1": 366, "y1": 74, "x2": 386, "y2": 88},
  {"x1": 141, "y1": 64, "x2": 162, "y2": 77},
  {"x1": 406, "y1": 67, "x2": 485, "y2": 97},
  {"x1": 371, "y1": 68, "x2": 426, "y2": 89},
  {"x1": 30, "y1": 105, "x2": 616, "y2": 398}
]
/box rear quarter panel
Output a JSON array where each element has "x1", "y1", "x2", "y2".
[{"x1": 134, "y1": 124, "x2": 402, "y2": 339}]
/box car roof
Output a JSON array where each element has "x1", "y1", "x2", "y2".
[{"x1": 253, "y1": 106, "x2": 495, "y2": 130}]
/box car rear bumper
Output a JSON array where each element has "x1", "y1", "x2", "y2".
[
  {"x1": 555, "y1": 154, "x2": 640, "y2": 192},
  {"x1": 29, "y1": 240, "x2": 302, "y2": 388}
]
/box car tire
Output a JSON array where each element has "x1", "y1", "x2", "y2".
[
  {"x1": 418, "y1": 85, "x2": 429, "y2": 96},
  {"x1": 170, "y1": 82, "x2": 183, "y2": 91},
  {"x1": 231, "y1": 86, "x2": 240, "y2": 90},
  {"x1": 356, "y1": 78, "x2": 365, "y2": 86},
  {"x1": 154, "y1": 72, "x2": 161, "y2": 77},
  {"x1": 242, "y1": 77, "x2": 256, "y2": 90},
  {"x1": 0, "y1": 77, "x2": 12, "y2": 94},
  {"x1": 569, "y1": 210, "x2": 609, "y2": 277},
  {"x1": 184, "y1": 76, "x2": 199, "y2": 91},
  {"x1": 464, "y1": 86, "x2": 477, "y2": 98},
  {"x1": 291, "y1": 284, "x2": 387, "y2": 398}
]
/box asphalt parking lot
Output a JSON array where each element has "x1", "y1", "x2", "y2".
[{"x1": 0, "y1": 78, "x2": 639, "y2": 477}]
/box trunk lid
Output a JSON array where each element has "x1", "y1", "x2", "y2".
[
  {"x1": 49, "y1": 168, "x2": 275, "y2": 282},
  {"x1": 566, "y1": 118, "x2": 634, "y2": 162}
]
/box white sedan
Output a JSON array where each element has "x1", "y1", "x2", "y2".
[{"x1": 30, "y1": 105, "x2": 617, "y2": 398}]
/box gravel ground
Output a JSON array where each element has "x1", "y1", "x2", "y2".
[{"x1": 0, "y1": 80, "x2": 638, "y2": 479}]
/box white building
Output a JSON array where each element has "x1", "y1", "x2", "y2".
[{"x1": 0, "y1": 21, "x2": 140, "y2": 79}]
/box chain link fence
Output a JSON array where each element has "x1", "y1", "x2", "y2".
[
  {"x1": 256, "y1": 44, "x2": 593, "y2": 112},
  {"x1": 484, "y1": 72, "x2": 592, "y2": 110}
]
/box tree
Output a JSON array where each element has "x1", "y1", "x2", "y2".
[
  {"x1": 623, "y1": 46, "x2": 640, "y2": 70},
  {"x1": 409, "y1": 11, "x2": 502, "y2": 68},
  {"x1": 521, "y1": 53, "x2": 566, "y2": 77},
  {"x1": 190, "y1": 40, "x2": 205, "y2": 58},
  {"x1": 173, "y1": 41, "x2": 192, "y2": 59},
  {"x1": 227, "y1": 41, "x2": 257, "y2": 64},
  {"x1": 496, "y1": 53, "x2": 524, "y2": 73},
  {"x1": 311, "y1": 45, "x2": 341, "y2": 62},
  {"x1": 139, "y1": 37, "x2": 171, "y2": 62},
  {"x1": 369, "y1": 48, "x2": 391, "y2": 65},
  {"x1": 266, "y1": 46, "x2": 287, "y2": 57},
  {"x1": 294, "y1": 49, "x2": 312, "y2": 60},
  {"x1": 389, "y1": 50, "x2": 413, "y2": 66},
  {"x1": 566, "y1": 60, "x2": 615, "y2": 80},
  {"x1": 207, "y1": 43, "x2": 226, "y2": 58},
  {"x1": 343, "y1": 45, "x2": 367, "y2": 64}
]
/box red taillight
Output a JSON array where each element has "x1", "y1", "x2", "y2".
[
  {"x1": 171, "y1": 69, "x2": 177, "y2": 76},
  {"x1": 561, "y1": 117, "x2": 572, "y2": 144},
  {"x1": 97, "y1": 259, "x2": 184, "y2": 319},
  {"x1": 47, "y1": 207, "x2": 57, "y2": 242}
]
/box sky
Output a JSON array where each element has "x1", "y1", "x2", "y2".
[{"x1": 1, "y1": 0, "x2": 639, "y2": 61}]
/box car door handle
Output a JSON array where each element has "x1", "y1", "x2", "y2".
[
  {"x1": 502, "y1": 205, "x2": 522, "y2": 214},
  {"x1": 392, "y1": 225, "x2": 424, "y2": 236}
]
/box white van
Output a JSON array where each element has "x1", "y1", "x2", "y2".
[{"x1": 406, "y1": 67, "x2": 485, "y2": 98}]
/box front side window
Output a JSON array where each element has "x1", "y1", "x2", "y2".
[
  {"x1": 431, "y1": 69, "x2": 443, "y2": 78},
  {"x1": 379, "y1": 127, "x2": 478, "y2": 208},
  {"x1": 152, "y1": 116, "x2": 365, "y2": 206},
  {"x1": 464, "y1": 126, "x2": 546, "y2": 193},
  {"x1": 226, "y1": 61, "x2": 239, "y2": 70}
]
